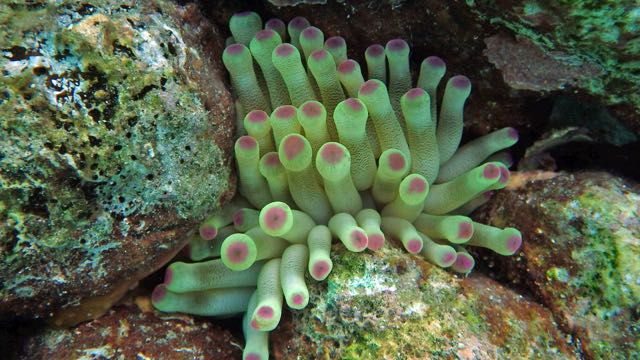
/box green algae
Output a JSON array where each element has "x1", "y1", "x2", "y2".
[
  {"x1": 289, "y1": 247, "x2": 571, "y2": 359},
  {"x1": 471, "y1": 0, "x2": 640, "y2": 112},
  {"x1": 0, "y1": 0, "x2": 231, "y2": 309}
]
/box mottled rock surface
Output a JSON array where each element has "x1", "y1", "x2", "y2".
[
  {"x1": 17, "y1": 300, "x2": 242, "y2": 360},
  {"x1": 0, "y1": 0, "x2": 234, "y2": 322},
  {"x1": 271, "y1": 246, "x2": 579, "y2": 360},
  {"x1": 478, "y1": 171, "x2": 640, "y2": 359}
]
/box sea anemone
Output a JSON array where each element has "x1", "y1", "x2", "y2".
[{"x1": 152, "y1": 11, "x2": 522, "y2": 360}]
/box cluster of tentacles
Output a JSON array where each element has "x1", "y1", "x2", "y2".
[{"x1": 152, "y1": 11, "x2": 522, "y2": 360}]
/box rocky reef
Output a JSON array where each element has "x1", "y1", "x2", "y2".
[
  {"x1": 0, "y1": 0, "x2": 234, "y2": 322},
  {"x1": 1, "y1": 1, "x2": 638, "y2": 360}
]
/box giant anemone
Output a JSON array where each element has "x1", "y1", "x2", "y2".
[{"x1": 152, "y1": 11, "x2": 522, "y2": 360}]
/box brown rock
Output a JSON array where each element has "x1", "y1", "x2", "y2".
[
  {"x1": 477, "y1": 171, "x2": 640, "y2": 359},
  {"x1": 18, "y1": 300, "x2": 242, "y2": 360}
]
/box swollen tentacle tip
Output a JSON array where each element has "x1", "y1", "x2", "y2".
[
  {"x1": 319, "y1": 142, "x2": 345, "y2": 164},
  {"x1": 151, "y1": 284, "x2": 167, "y2": 304},
  {"x1": 291, "y1": 293, "x2": 307, "y2": 306},
  {"x1": 408, "y1": 176, "x2": 427, "y2": 194},
  {"x1": 507, "y1": 127, "x2": 519, "y2": 141},
  {"x1": 274, "y1": 43, "x2": 296, "y2": 57},
  {"x1": 441, "y1": 251, "x2": 457, "y2": 267},
  {"x1": 406, "y1": 238, "x2": 423, "y2": 254},
  {"x1": 257, "y1": 305, "x2": 274, "y2": 319},
  {"x1": 386, "y1": 39, "x2": 409, "y2": 53},
  {"x1": 255, "y1": 29, "x2": 276, "y2": 41},
  {"x1": 238, "y1": 135, "x2": 258, "y2": 150},
  {"x1": 325, "y1": 36, "x2": 345, "y2": 49},
  {"x1": 289, "y1": 16, "x2": 310, "y2": 31},
  {"x1": 260, "y1": 203, "x2": 292, "y2": 233},
  {"x1": 425, "y1": 56, "x2": 445, "y2": 68},
  {"x1": 338, "y1": 59, "x2": 357, "y2": 74},
  {"x1": 310, "y1": 49, "x2": 328, "y2": 60},
  {"x1": 450, "y1": 75, "x2": 471, "y2": 90},
  {"x1": 359, "y1": 79, "x2": 380, "y2": 95},
  {"x1": 247, "y1": 110, "x2": 269, "y2": 123},
  {"x1": 265, "y1": 18, "x2": 285, "y2": 32},
  {"x1": 366, "y1": 44, "x2": 385, "y2": 58},
  {"x1": 452, "y1": 252, "x2": 475, "y2": 273},
  {"x1": 311, "y1": 260, "x2": 332, "y2": 280},
  {"x1": 301, "y1": 26, "x2": 322, "y2": 40},
  {"x1": 225, "y1": 43, "x2": 246, "y2": 55},
  {"x1": 301, "y1": 101, "x2": 322, "y2": 117},
  {"x1": 344, "y1": 97, "x2": 363, "y2": 111},
  {"x1": 350, "y1": 229, "x2": 369, "y2": 251},
  {"x1": 483, "y1": 163, "x2": 500, "y2": 179},
  {"x1": 282, "y1": 134, "x2": 306, "y2": 161},
  {"x1": 457, "y1": 222, "x2": 474, "y2": 242},
  {"x1": 163, "y1": 267, "x2": 173, "y2": 286},
  {"x1": 199, "y1": 224, "x2": 217, "y2": 241},
  {"x1": 506, "y1": 233, "x2": 523, "y2": 254},
  {"x1": 274, "y1": 104, "x2": 297, "y2": 119},
  {"x1": 367, "y1": 234, "x2": 385, "y2": 251},
  {"x1": 406, "y1": 87, "x2": 426, "y2": 100},
  {"x1": 388, "y1": 152, "x2": 407, "y2": 172}
]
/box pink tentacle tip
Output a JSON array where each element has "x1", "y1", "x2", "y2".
[
  {"x1": 408, "y1": 178, "x2": 427, "y2": 193},
  {"x1": 360, "y1": 80, "x2": 379, "y2": 95},
  {"x1": 225, "y1": 43, "x2": 245, "y2": 55},
  {"x1": 247, "y1": 110, "x2": 268, "y2": 123},
  {"x1": 245, "y1": 353, "x2": 262, "y2": 360},
  {"x1": 499, "y1": 166, "x2": 510, "y2": 184},
  {"x1": 302, "y1": 27, "x2": 320, "y2": 39},
  {"x1": 238, "y1": 136, "x2": 257, "y2": 150},
  {"x1": 407, "y1": 239, "x2": 423, "y2": 254},
  {"x1": 235, "y1": 11, "x2": 253, "y2": 17},
  {"x1": 406, "y1": 88, "x2": 425, "y2": 100},
  {"x1": 292, "y1": 293, "x2": 305, "y2": 305},
  {"x1": 455, "y1": 254, "x2": 473, "y2": 270},
  {"x1": 387, "y1": 153, "x2": 406, "y2": 171},
  {"x1": 325, "y1": 36, "x2": 345, "y2": 49},
  {"x1": 338, "y1": 60, "x2": 356, "y2": 74},
  {"x1": 442, "y1": 252, "x2": 457, "y2": 266},
  {"x1": 200, "y1": 225, "x2": 217, "y2": 240},
  {"x1": 257, "y1": 305, "x2": 274, "y2": 319},
  {"x1": 312, "y1": 260, "x2": 330, "y2": 278},
  {"x1": 289, "y1": 16, "x2": 309, "y2": 29},
  {"x1": 457, "y1": 222, "x2": 473, "y2": 240},
  {"x1": 345, "y1": 98, "x2": 363, "y2": 111},
  {"x1": 507, "y1": 127, "x2": 519, "y2": 141},
  {"x1": 163, "y1": 267, "x2": 173, "y2": 285},
  {"x1": 275, "y1": 44, "x2": 295, "y2": 57},
  {"x1": 311, "y1": 49, "x2": 328, "y2": 60},
  {"x1": 366, "y1": 44, "x2": 384, "y2": 57},
  {"x1": 264, "y1": 153, "x2": 281, "y2": 167},
  {"x1": 275, "y1": 105, "x2": 296, "y2": 119},
  {"x1": 367, "y1": 234, "x2": 385, "y2": 251},
  {"x1": 283, "y1": 135, "x2": 305, "y2": 160},
  {"x1": 226, "y1": 243, "x2": 249, "y2": 263},
  {"x1": 351, "y1": 230, "x2": 368, "y2": 249},
  {"x1": 320, "y1": 143, "x2": 344, "y2": 164},
  {"x1": 507, "y1": 235, "x2": 522, "y2": 253},
  {"x1": 264, "y1": 207, "x2": 287, "y2": 230},
  {"x1": 233, "y1": 210, "x2": 244, "y2": 226},
  {"x1": 151, "y1": 285, "x2": 166, "y2": 303},
  {"x1": 301, "y1": 102, "x2": 322, "y2": 117},
  {"x1": 266, "y1": 18, "x2": 284, "y2": 29},
  {"x1": 483, "y1": 163, "x2": 500, "y2": 179},
  {"x1": 425, "y1": 56, "x2": 445, "y2": 68},
  {"x1": 451, "y1": 75, "x2": 471, "y2": 89},
  {"x1": 387, "y1": 39, "x2": 408, "y2": 52},
  {"x1": 255, "y1": 29, "x2": 274, "y2": 41}
]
